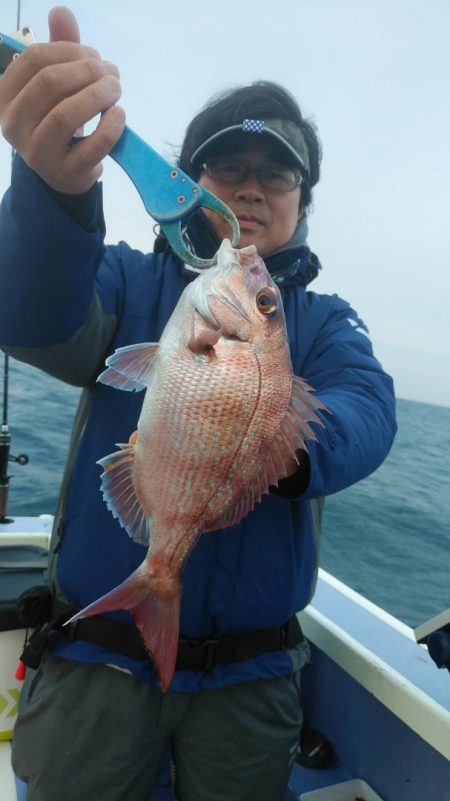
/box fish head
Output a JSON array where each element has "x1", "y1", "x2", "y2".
[{"x1": 188, "y1": 239, "x2": 286, "y2": 349}]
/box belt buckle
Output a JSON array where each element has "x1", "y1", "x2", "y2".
[
  {"x1": 64, "y1": 619, "x2": 80, "y2": 643},
  {"x1": 183, "y1": 637, "x2": 218, "y2": 671},
  {"x1": 283, "y1": 616, "x2": 303, "y2": 648},
  {"x1": 202, "y1": 639, "x2": 219, "y2": 671}
]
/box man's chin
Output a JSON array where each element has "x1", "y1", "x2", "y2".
[{"x1": 237, "y1": 230, "x2": 265, "y2": 254}]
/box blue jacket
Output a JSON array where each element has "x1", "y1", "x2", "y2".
[{"x1": 0, "y1": 156, "x2": 397, "y2": 691}]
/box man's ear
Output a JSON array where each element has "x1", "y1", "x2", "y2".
[{"x1": 298, "y1": 205, "x2": 304, "y2": 221}]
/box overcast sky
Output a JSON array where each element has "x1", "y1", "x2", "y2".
[{"x1": 1, "y1": 0, "x2": 449, "y2": 407}]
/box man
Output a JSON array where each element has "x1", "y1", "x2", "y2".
[{"x1": 0, "y1": 7, "x2": 396, "y2": 801}]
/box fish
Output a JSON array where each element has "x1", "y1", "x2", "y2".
[{"x1": 66, "y1": 238, "x2": 327, "y2": 691}]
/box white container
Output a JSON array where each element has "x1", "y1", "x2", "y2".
[
  {"x1": 0, "y1": 517, "x2": 52, "y2": 739},
  {"x1": 0, "y1": 629, "x2": 24, "y2": 740},
  {"x1": 0, "y1": 515, "x2": 53, "y2": 548},
  {"x1": 301, "y1": 778, "x2": 384, "y2": 801}
]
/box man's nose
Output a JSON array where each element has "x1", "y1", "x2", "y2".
[{"x1": 234, "y1": 176, "x2": 266, "y2": 202}]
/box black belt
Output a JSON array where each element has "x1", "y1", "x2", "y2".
[
  {"x1": 63, "y1": 614, "x2": 304, "y2": 672},
  {"x1": 16, "y1": 588, "x2": 304, "y2": 672}
]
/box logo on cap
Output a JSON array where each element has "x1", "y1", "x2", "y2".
[{"x1": 242, "y1": 119, "x2": 265, "y2": 134}]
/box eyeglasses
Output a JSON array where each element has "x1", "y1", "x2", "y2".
[{"x1": 202, "y1": 158, "x2": 302, "y2": 192}]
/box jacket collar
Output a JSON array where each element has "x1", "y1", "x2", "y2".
[{"x1": 154, "y1": 211, "x2": 321, "y2": 288}]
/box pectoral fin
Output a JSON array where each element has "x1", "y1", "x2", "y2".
[
  {"x1": 98, "y1": 368, "x2": 147, "y2": 392},
  {"x1": 98, "y1": 342, "x2": 159, "y2": 390},
  {"x1": 97, "y1": 443, "x2": 152, "y2": 546}
]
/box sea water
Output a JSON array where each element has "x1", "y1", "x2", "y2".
[{"x1": 3, "y1": 358, "x2": 449, "y2": 628}]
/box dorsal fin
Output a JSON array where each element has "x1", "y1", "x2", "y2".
[{"x1": 206, "y1": 376, "x2": 328, "y2": 531}]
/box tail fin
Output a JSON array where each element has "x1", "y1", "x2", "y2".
[{"x1": 65, "y1": 564, "x2": 181, "y2": 693}]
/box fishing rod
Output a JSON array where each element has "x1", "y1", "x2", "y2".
[
  {"x1": 0, "y1": 358, "x2": 12, "y2": 522},
  {"x1": 0, "y1": 0, "x2": 28, "y2": 523},
  {"x1": 0, "y1": 355, "x2": 29, "y2": 523}
]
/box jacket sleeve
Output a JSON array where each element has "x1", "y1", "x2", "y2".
[
  {"x1": 299, "y1": 292, "x2": 397, "y2": 499},
  {"x1": 0, "y1": 156, "x2": 121, "y2": 386}
]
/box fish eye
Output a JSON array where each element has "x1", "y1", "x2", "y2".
[{"x1": 256, "y1": 288, "x2": 278, "y2": 315}]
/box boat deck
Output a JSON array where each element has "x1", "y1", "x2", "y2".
[{"x1": 1, "y1": 520, "x2": 449, "y2": 800}]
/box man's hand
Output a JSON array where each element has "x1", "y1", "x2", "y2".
[{"x1": 0, "y1": 6, "x2": 126, "y2": 194}]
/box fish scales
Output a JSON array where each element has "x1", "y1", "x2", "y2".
[
  {"x1": 65, "y1": 239, "x2": 327, "y2": 691},
  {"x1": 137, "y1": 350, "x2": 260, "y2": 530}
]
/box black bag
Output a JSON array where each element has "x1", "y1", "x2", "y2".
[{"x1": 0, "y1": 545, "x2": 49, "y2": 632}]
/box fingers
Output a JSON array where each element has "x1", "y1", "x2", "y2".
[
  {"x1": 3, "y1": 58, "x2": 119, "y2": 149},
  {"x1": 0, "y1": 9, "x2": 126, "y2": 195},
  {"x1": 0, "y1": 43, "x2": 101, "y2": 105},
  {"x1": 0, "y1": 40, "x2": 125, "y2": 193},
  {"x1": 33, "y1": 74, "x2": 122, "y2": 155},
  {"x1": 25, "y1": 82, "x2": 125, "y2": 195},
  {"x1": 63, "y1": 106, "x2": 127, "y2": 192},
  {"x1": 48, "y1": 6, "x2": 81, "y2": 44}
]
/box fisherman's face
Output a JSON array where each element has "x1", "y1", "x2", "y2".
[{"x1": 198, "y1": 140, "x2": 303, "y2": 256}]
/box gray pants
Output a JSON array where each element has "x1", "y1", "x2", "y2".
[{"x1": 12, "y1": 649, "x2": 308, "y2": 801}]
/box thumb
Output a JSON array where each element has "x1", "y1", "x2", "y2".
[{"x1": 48, "y1": 6, "x2": 81, "y2": 43}]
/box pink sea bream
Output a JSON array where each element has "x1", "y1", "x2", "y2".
[{"x1": 66, "y1": 239, "x2": 327, "y2": 691}]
